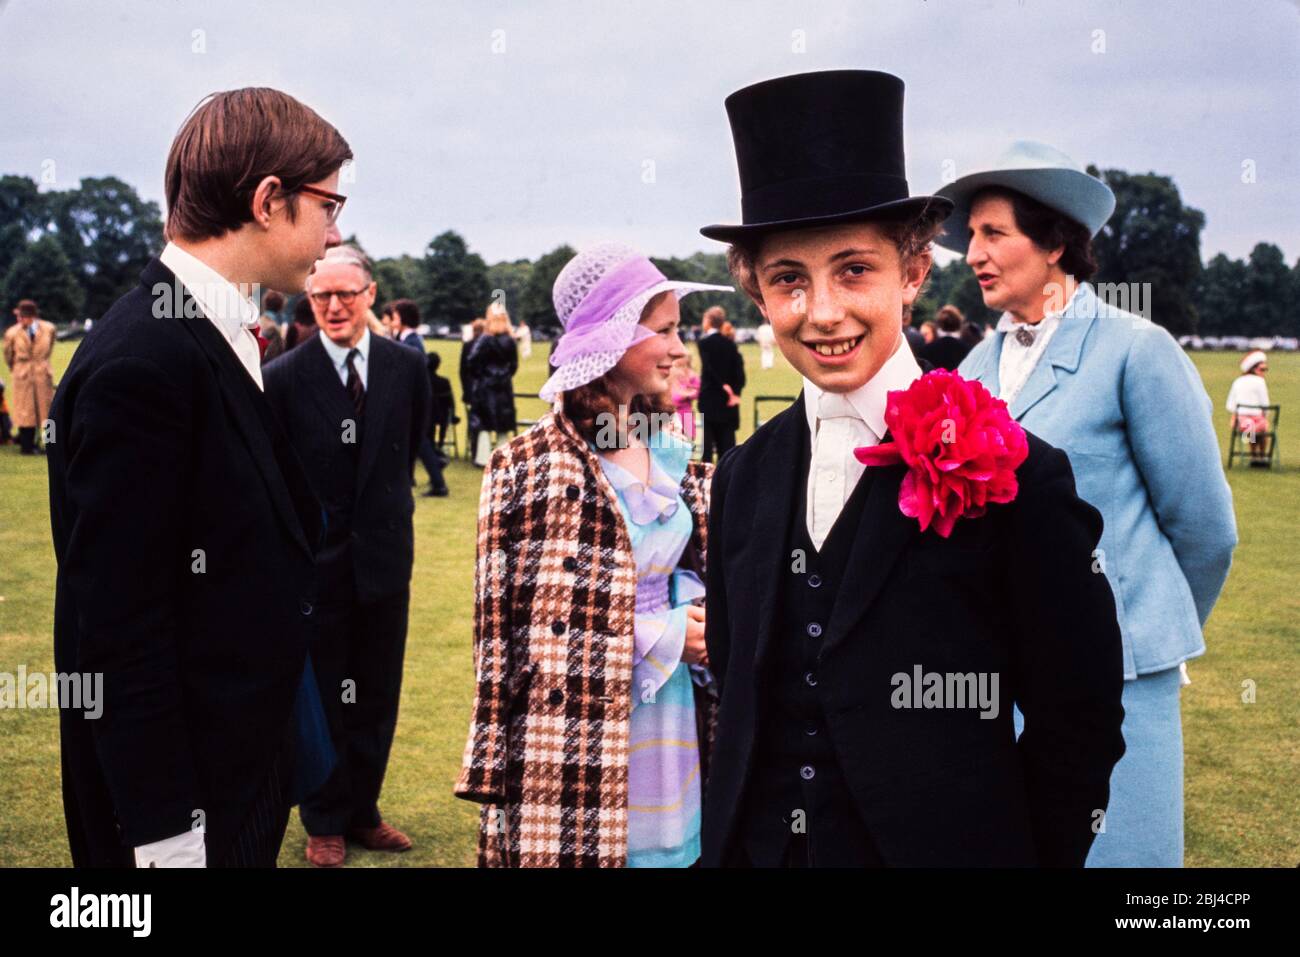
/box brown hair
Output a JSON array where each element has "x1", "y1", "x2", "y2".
[
  {"x1": 562, "y1": 376, "x2": 676, "y2": 448},
  {"x1": 15, "y1": 299, "x2": 39, "y2": 317},
  {"x1": 936, "y1": 304, "x2": 964, "y2": 333},
  {"x1": 164, "y1": 88, "x2": 352, "y2": 243},
  {"x1": 725, "y1": 203, "x2": 949, "y2": 306},
  {"x1": 970, "y1": 186, "x2": 1098, "y2": 281},
  {"x1": 701, "y1": 305, "x2": 727, "y2": 330},
  {"x1": 261, "y1": 290, "x2": 286, "y2": 313},
  {"x1": 392, "y1": 298, "x2": 421, "y2": 328}
]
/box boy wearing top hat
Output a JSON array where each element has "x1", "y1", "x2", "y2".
[{"x1": 698, "y1": 70, "x2": 1127, "y2": 867}]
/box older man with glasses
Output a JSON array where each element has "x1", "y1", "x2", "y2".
[{"x1": 262, "y1": 244, "x2": 432, "y2": 867}]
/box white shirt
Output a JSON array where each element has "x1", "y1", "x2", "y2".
[
  {"x1": 994, "y1": 283, "x2": 1086, "y2": 406},
  {"x1": 319, "y1": 327, "x2": 371, "y2": 389},
  {"x1": 801, "y1": 337, "x2": 922, "y2": 550},
  {"x1": 159, "y1": 242, "x2": 264, "y2": 390},
  {"x1": 1225, "y1": 373, "x2": 1269, "y2": 415}
]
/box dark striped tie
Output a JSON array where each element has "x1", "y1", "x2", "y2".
[{"x1": 345, "y1": 348, "x2": 365, "y2": 417}]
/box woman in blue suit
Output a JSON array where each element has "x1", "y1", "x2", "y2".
[{"x1": 937, "y1": 142, "x2": 1238, "y2": 866}]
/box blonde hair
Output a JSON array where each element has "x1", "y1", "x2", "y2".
[{"x1": 485, "y1": 301, "x2": 512, "y2": 336}]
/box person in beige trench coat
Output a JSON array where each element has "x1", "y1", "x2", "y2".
[{"x1": 4, "y1": 300, "x2": 57, "y2": 453}]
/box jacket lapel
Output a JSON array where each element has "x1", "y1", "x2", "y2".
[
  {"x1": 821, "y1": 453, "x2": 917, "y2": 657},
  {"x1": 141, "y1": 259, "x2": 312, "y2": 560},
  {"x1": 300, "y1": 333, "x2": 359, "y2": 441},
  {"x1": 356, "y1": 336, "x2": 397, "y2": 494},
  {"x1": 1009, "y1": 284, "x2": 1099, "y2": 421},
  {"x1": 749, "y1": 395, "x2": 807, "y2": 673}
]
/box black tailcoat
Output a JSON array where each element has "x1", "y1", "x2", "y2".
[
  {"x1": 702, "y1": 392, "x2": 1126, "y2": 867},
  {"x1": 48, "y1": 258, "x2": 322, "y2": 866}
]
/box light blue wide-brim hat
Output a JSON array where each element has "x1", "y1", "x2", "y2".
[{"x1": 934, "y1": 140, "x2": 1116, "y2": 253}]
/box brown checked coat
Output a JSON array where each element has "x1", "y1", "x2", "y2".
[{"x1": 454, "y1": 406, "x2": 715, "y2": 867}]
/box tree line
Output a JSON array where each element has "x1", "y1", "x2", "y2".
[{"x1": 2, "y1": 167, "x2": 1296, "y2": 338}]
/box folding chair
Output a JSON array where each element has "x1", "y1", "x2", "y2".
[{"x1": 1226, "y1": 404, "x2": 1280, "y2": 469}]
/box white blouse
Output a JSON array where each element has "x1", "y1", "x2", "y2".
[{"x1": 1225, "y1": 374, "x2": 1269, "y2": 415}]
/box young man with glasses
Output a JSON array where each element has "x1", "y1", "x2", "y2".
[{"x1": 49, "y1": 87, "x2": 352, "y2": 868}]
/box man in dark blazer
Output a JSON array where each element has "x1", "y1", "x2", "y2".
[
  {"x1": 47, "y1": 87, "x2": 351, "y2": 867},
  {"x1": 697, "y1": 70, "x2": 1125, "y2": 867},
  {"x1": 263, "y1": 245, "x2": 430, "y2": 867},
  {"x1": 920, "y1": 305, "x2": 974, "y2": 371},
  {"x1": 696, "y1": 305, "x2": 746, "y2": 462},
  {"x1": 391, "y1": 297, "x2": 448, "y2": 496}
]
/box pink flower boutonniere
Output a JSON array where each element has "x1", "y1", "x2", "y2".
[{"x1": 853, "y1": 369, "x2": 1029, "y2": 538}]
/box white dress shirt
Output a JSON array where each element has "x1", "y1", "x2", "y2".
[
  {"x1": 159, "y1": 242, "x2": 264, "y2": 390},
  {"x1": 994, "y1": 283, "x2": 1086, "y2": 405},
  {"x1": 801, "y1": 337, "x2": 922, "y2": 550},
  {"x1": 319, "y1": 327, "x2": 371, "y2": 389}
]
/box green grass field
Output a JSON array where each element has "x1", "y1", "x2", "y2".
[{"x1": 1, "y1": 338, "x2": 1295, "y2": 867}]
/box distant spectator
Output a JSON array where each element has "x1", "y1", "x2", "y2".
[
  {"x1": 920, "y1": 304, "x2": 973, "y2": 371},
  {"x1": 1226, "y1": 350, "x2": 1271, "y2": 466},
  {"x1": 3, "y1": 299, "x2": 56, "y2": 454},
  {"x1": 261, "y1": 290, "x2": 287, "y2": 332},
  {"x1": 697, "y1": 304, "x2": 745, "y2": 462},
  {"x1": 960, "y1": 320, "x2": 985, "y2": 347},
  {"x1": 284, "y1": 295, "x2": 318, "y2": 351},
  {"x1": 460, "y1": 317, "x2": 485, "y2": 457},
  {"x1": 427, "y1": 351, "x2": 456, "y2": 456},
  {"x1": 514, "y1": 319, "x2": 533, "y2": 359},
  {"x1": 902, "y1": 304, "x2": 926, "y2": 354},
  {"x1": 919, "y1": 320, "x2": 937, "y2": 345},
  {"x1": 467, "y1": 305, "x2": 518, "y2": 464},
  {"x1": 391, "y1": 299, "x2": 424, "y2": 352}
]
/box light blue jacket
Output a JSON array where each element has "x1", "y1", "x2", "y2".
[{"x1": 959, "y1": 283, "x2": 1237, "y2": 679}]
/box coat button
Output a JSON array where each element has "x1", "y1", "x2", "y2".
[
  {"x1": 548, "y1": 689, "x2": 564, "y2": 706},
  {"x1": 300, "y1": 601, "x2": 313, "y2": 616},
  {"x1": 800, "y1": 765, "x2": 815, "y2": 781},
  {"x1": 562, "y1": 557, "x2": 578, "y2": 572},
  {"x1": 805, "y1": 724, "x2": 819, "y2": 736},
  {"x1": 565, "y1": 485, "x2": 579, "y2": 500},
  {"x1": 806, "y1": 622, "x2": 822, "y2": 639},
  {"x1": 551, "y1": 620, "x2": 566, "y2": 636},
  {"x1": 804, "y1": 671, "x2": 817, "y2": 687},
  {"x1": 392, "y1": 442, "x2": 400, "y2": 451},
  {"x1": 807, "y1": 574, "x2": 822, "y2": 588}
]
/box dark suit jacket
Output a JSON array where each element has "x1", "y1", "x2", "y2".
[
  {"x1": 921, "y1": 334, "x2": 973, "y2": 371},
  {"x1": 263, "y1": 332, "x2": 430, "y2": 605},
  {"x1": 702, "y1": 393, "x2": 1126, "y2": 867},
  {"x1": 697, "y1": 331, "x2": 746, "y2": 427},
  {"x1": 398, "y1": 329, "x2": 424, "y2": 352},
  {"x1": 48, "y1": 258, "x2": 323, "y2": 867}
]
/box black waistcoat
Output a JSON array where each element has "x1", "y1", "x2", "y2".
[{"x1": 737, "y1": 420, "x2": 885, "y2": 867}]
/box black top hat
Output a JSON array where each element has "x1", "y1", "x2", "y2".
[{"x1": 700, "y1": 70, "x2": 951, "y2": 243}]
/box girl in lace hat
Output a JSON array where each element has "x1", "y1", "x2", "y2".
[{"x1": 455, "y1": 243, "x2": 732, "y2": 866}]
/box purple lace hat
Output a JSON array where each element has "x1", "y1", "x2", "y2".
[{"x1": 539, "y1": 242, "x2": 732, "y2": 402}]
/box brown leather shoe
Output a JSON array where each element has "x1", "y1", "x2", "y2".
[
  {"x1": 305, "y1": 835, "x2": 346, "y2": 868},
  {"x1": 347, "y1": 821, "x2": 412, "y2": 852}
]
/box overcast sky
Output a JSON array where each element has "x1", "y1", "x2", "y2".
[{"x1": 2, "y1": 0, "x2": 1296, "y2": 267}]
